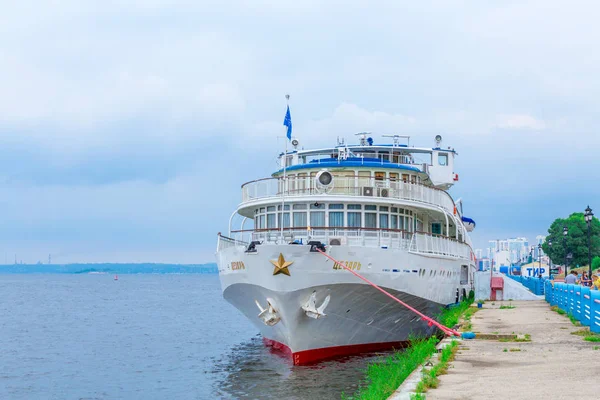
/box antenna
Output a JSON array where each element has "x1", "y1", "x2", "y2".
[
  {"x1": 355, "y1": 132, "x2": 370, "y2": 146},
  {"x1": 382, "y1": 135, "x2": 410, "y2": 146}
]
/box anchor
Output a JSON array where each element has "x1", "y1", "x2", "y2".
[
  {"x1": 255, "y1": 298, "x2": 281, "y2": 326},
  {"x1": 301, "y1": 291, "x2": 331, "y2": 319}
]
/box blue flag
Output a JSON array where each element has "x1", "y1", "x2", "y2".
[{"x1": 283, "y1": 105, "x2": 292, "y2": 140}]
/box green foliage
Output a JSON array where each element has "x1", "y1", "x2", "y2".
[
  {"x1": 413, "y1": 341, "x2": 458, "y2": 395},
  {"x1": 438, "y1": 298, "x2": 473, "y2": 329},
  {"x1": 542, "y1": 213, "x2": 600, "y2": 268},
  {"x1": 592, "y1": 256, "x2": 600, "y2": 271},
  {"x1": 345, "y1": 337, "x2": 438, "y2": 400},
  {"x1": 584, "y1": 336, "x2": 600, "y2": 342}
]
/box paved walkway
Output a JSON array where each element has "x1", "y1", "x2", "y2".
[{"x1": 427, "y1": 300, "x2": 599, "y2": 400}]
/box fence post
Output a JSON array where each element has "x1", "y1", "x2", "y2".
[
  {"x1": 574, "y1": 285, "x2": 582, "y2": 322},
  {"x1": 590, "y1": 290, "x2": 600, "y2": 334},
  {"x1": 581, "y1": 286, "x2": 591, "y2": 327}
]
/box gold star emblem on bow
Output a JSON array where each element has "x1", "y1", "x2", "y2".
[{"x1": 270, "y1": 253, "x2": 293, "y2": 276}]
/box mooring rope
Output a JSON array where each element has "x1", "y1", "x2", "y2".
[{"x1": 316, "y1": 248, "x2": 462, "y2": 337}]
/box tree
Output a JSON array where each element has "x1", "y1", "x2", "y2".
[
  {"x1": 542, "y1": 212, "x2": 600, "y2": 268},
  {"x1": 592, "y1": 256, "x2": 600, "y2": 272}
]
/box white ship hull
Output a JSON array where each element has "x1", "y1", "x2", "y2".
[{"x1": 217, "y1": 243, "x2": 472, "y2": 365}]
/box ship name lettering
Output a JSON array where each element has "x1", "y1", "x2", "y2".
[
  {"x1": 333, "y1": 261, "x2": 361, "y2": 271},
  {"x1": 231, "y1": 261, "x2": 246, "y2": 270}
]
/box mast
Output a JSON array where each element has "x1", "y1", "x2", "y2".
[{"x1": 280, "y1": 94, "x2": 290, "y2": 243}]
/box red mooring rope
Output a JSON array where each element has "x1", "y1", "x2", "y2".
[{"x1": 316, "y1": 248, "x2": 461, "y2": 337}]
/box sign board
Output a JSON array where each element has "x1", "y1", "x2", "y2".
[{"x1": 521, "y1": 263, "x2": 549, "y2": 278}]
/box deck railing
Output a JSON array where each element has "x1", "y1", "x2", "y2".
[
  {"x1": 220, "y1": 227, "x2": 471, "y2": 261},
  {"x1": 241, "y1": 176, "x2": 455, "y2": 214}
]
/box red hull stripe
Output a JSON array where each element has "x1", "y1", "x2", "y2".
[{"x1": 263, "y1": 337, "x2": 410, "y2": 365}]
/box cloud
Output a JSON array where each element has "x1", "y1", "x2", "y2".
[
  {"x1": 1, "y1": 0, "x2": 600, "y2": 260},
  {"x1": 496, "y1": 114, "x2": 546, "y2": 130}
]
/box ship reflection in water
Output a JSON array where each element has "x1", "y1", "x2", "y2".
[{"x1": 212, "y1": 335, "x2": 396, "y2": 400}]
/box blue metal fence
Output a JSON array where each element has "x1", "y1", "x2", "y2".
[
  {"x1": 544, "y1": 281, "x2": 600, "y2": 334},
  {"x1": 506, "y1": 275, "x2": 545, "y2": 296}
]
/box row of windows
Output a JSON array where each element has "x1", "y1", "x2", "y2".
[
  {"x1": 285, "y1": 171, "x2": 422, "y2": 184},
  {"x1": 253, "y1": 203, "x2": 419, "y2": 230}
]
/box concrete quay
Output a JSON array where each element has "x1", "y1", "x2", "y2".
[{"x1": 426, "y1": 300, "x2": 599, "y2": 400}]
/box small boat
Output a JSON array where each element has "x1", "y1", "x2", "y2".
[{"x1": 114, "y1": 274, "x2": 119, "y2": 281}]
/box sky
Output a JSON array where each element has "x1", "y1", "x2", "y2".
[{"x1": 1, "y1": 0, "x2": 599, "y2": 263}]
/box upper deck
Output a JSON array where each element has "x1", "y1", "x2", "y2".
[{"x1": 277, "y1": 134, "x2": 458, "y2": 190}]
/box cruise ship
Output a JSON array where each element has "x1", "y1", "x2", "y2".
[{"x1": 216, "y1": 132, "x2": 476, "y2": 365}]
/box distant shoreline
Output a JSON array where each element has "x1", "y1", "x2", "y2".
[{"x1": 0, "y1": 263, "x2": 218, "y2": 274}]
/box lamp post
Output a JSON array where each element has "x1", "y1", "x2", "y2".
[
  {"x1": 563, "y1": 226, "x2": 569, "y2": 277},
  {"x1": 585, "y1": 205, "x2": 594, "y2": 280},
  {"x1": 548, "y1": 239, "x2": 553, "y2": 276},
  {"x1": 538, "y1": 243, "x2": 543, "y2": 277}
]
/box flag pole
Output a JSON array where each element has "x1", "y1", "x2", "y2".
[{"x1": 280, "y1": 94, "x2": 290, "y2": 244}]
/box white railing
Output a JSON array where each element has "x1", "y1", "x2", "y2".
[
  {"x1": 241, "y1": 176, "x2": 455, "y2": 214},
  {"x1": 217, "y1": 234, "x2": 249, "y2": 252},
  {"x1": 410, "y1": 232, "x2": 471, "y2": 260},
  {"x1": 225, "y1": 228, "x2": 471, "y2": 261}
]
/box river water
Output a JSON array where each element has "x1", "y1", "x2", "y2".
[{"x1": 0, "y1": 274, "x2": 386, "y2": 399}]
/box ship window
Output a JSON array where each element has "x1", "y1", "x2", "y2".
[
  {"x1": 402, "y1": 174, "x2": 409, "y2": 183},
  {"x1": 390, "y1": 172, "x2": 399, "y2": 181},
  {"x1": 391, "y1": 215, "x2": 398, "y2": 229},
  {"x1": 278, "y1": 212, "x2": 290, "y2": 228},
  {"x1": 347, "y1": 212, "x2": 361, "y2": 228},
  {"x1": 411, "y1": 175, "x2": 417, "y2": 184},
  {"x1": 260, "y1": 207, "x2": 265, "y2": 213},
  {"x1": 348, "y1": 204, "x2": 362, "y2": 210},
  {"x1": 329, "y1": 203, "x2": 344, "y2": 209},
  {"x1": 277, "y1": 205, "x2": 290, "y2": 211},
  {"x1": 375, "y1": 171, "x2": 385, "y2": 181},
  {"x1": 399, "y1": 208, "x2": 404, "y2": 214},
  {"x1": 293, "y1": 212, "x2": 307, "y2": 227},
  {"x1": 267, "y1": 206, "x2": 276, "y2": 212},
  {"x1": 310, "y1": 203, "x2": 325, "y2": 210},
  {"x1": 259, "y1": 215, "x2": 266, "y2": 229},
  {"x1": 438, "y1": 153, "x2": 448, "y2": 166},
  {"x1": 293, "y1": 204, "x2": 307, "y2": 210},
  {"x1": 329, "y1": 212, "x2": 344, "y2": 227},
  {"x1": 267, "y1": 214, "x2": 276, "y2": 229},
  {"x1": 254, "y1": 209, "x2": 258, "y2": 215},
  {"x1": 365, "y1": 212, "x2": 377, "y2": 228},
  {"x1": 432, "y1": 223, "x2": 442, "y2": 235},
  {"x1": 379, "y1": 214, "x2": 389, "y2": 229},
  {"x1": 365, "y1": 205, "x2": 377, "y2": 211},
  {"x1": 391, "y1": 207, "x2": 398, "y2": 213},
  {"x1": 310, "y1": 211, "x2": 325, "y2": 227},
  {"x1": 379, "y1": 206, "x2": 389, "y2": 212},
  {"x1": 416, "y1": 219, "x2": 423, "y2": 232}
]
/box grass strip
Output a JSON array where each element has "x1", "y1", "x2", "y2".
[
  {"x1": 343, "y1": 298, "x2": 474, "y2": 400},
  {"x1": 341, "y1": 337, "x2": 438, "y2": 400},
  {"x1": 413, "y1": 340, "x2": 459, "y2": 394}
]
